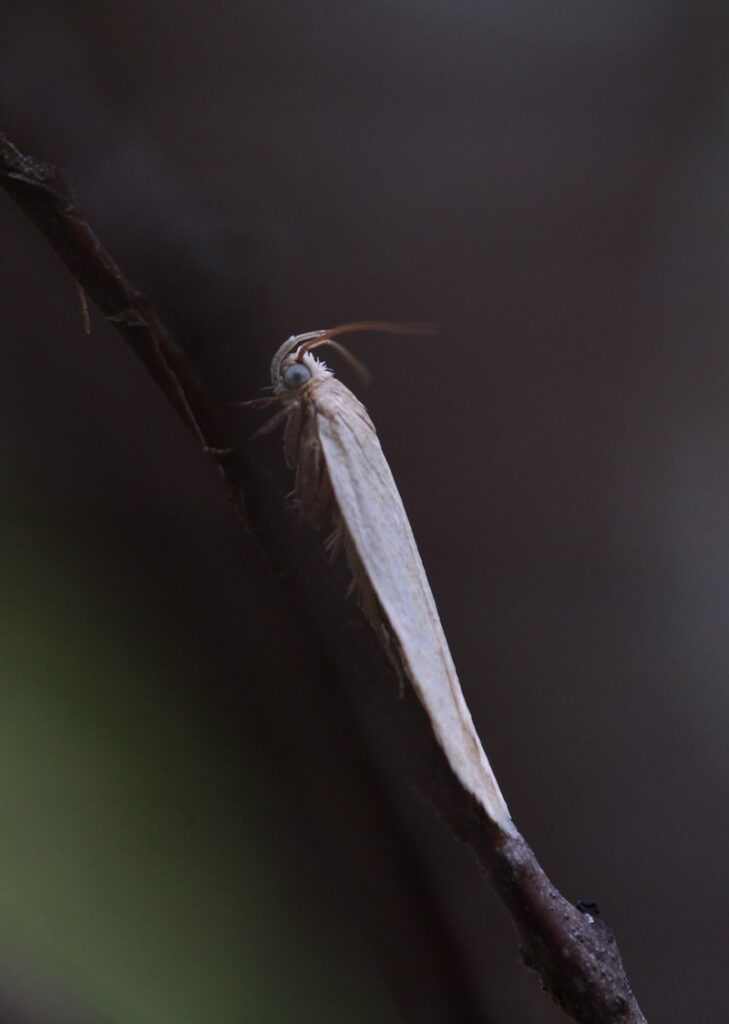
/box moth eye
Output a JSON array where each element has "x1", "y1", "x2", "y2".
[{"x1": 283, "y1": 363, "x2": 312, "y2": 388}]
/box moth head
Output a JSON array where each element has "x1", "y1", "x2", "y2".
[
  {"x1": 270, "y1": 322, "x2": 434, "y2": 394},
  {"x1": 270, "y1": 330, "x2": 324, "y2": 394},
  {"x1": 277, "y1": 350, "x2": 331, "y2": 394}
]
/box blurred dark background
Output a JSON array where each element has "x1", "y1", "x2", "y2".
[{"x1": 1, "y1": 2, "x2": 728, "y2": 1021}]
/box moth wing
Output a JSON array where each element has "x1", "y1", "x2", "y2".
[{"x1": 313, "y1": 380, "x2": 511, "y2": 828}]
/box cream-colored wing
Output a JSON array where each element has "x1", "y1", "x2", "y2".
[{"x1": 313, "y1": 379, "x2": 512, "y2": 829}]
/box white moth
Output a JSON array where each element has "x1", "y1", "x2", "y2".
[{"x1": 249, "y1": 322, "x2": 513, "y2": 831}]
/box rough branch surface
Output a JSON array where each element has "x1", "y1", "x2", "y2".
[{"x1": 0, "y1": 131, "x2": 647, "y2": 1024}]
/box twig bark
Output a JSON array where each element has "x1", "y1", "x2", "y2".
[{"x1": 0, "y1": 130, "x2": 647, "y2": 1024}]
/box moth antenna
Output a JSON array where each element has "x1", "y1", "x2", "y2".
[
  {"x1": 270, "y1": 322, "x2": 436, "y2": 387},
  {"x1": 319, "y1": 321, "x2": 437, "y2": 341},
  {"x1": 299, "y1": 322, "x2": 437, "y2": 381},
  {"x1": 299, "y1": 337, "x2": 373, "y2": 385}
]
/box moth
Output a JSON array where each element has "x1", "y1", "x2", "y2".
[{"x1": 248, "y1": 322, "x2": 513, "y2": 830}]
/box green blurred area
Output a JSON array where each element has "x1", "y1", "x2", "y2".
[{"x1": 0, "y1": 512, "x2": 396, "y2": 1023}]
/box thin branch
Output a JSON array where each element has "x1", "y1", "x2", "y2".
[
  {"x1": 0, "y1": 131, "x2": 647, "y2": 1024},
  {"x1": 0, "y1": 132, "x2": 245, "y2": 515}
]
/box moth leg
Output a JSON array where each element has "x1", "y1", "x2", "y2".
[
  {"x1": 202, "y1": 445, "x2": 237, "y2": 464},
  {"x1": 341, "y1": 533, "x2": 378, "y2": 620},
  {"x1": 283, "y1": 402, "x2": 304, "y2": 469},
  {"x1": 324, "y1": 516, "x2": 345, "y2": 563},
  {"x1": 232, "y1": 396, "x2": 278, "y2": 409},
  {"x1": 389, "y1": 634, "x2": 408, "y2": 700},
  {"x1": 288, "y1": 405, "x2": 329, "y2": 526},
  {"x1": 309, "y1": 457, "x2": 333, "y2": 526},
  {"x1": 340, "y1": 531, "x2": 407, "y2": 697},
  {"x1": 295, "y1": 432, "x2": 332, "y2": 528},
  {"x1": 377, "y1": 618, "x2": 408, "y2": 699},
  {"x1": 249, "y1": 404, "x2": 291, "y2": 440}
]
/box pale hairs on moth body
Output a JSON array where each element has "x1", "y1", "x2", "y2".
[{"x1": 246, "y1": 322, "x2": 514, "y2": 831}]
